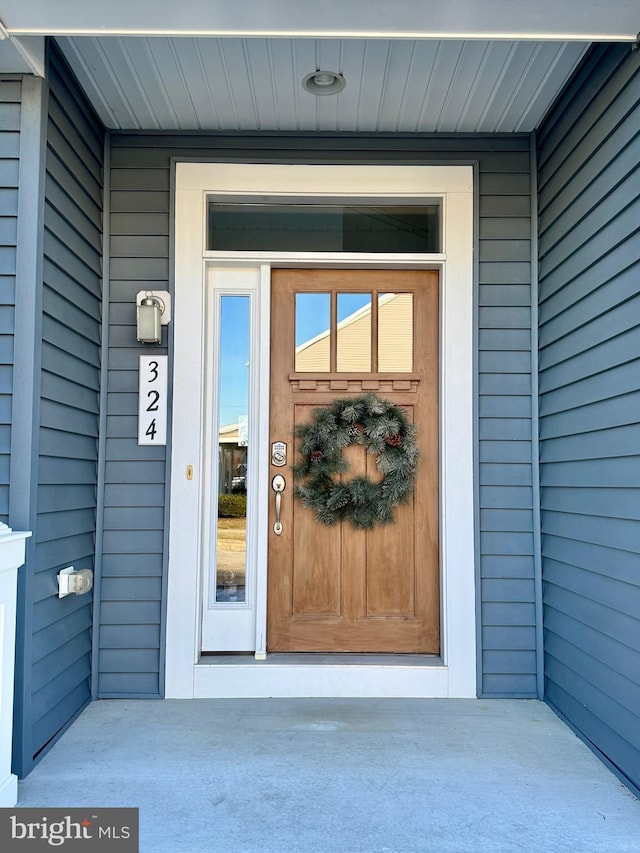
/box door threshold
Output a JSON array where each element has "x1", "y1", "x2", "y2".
[
  {"x1": 191, "y1": 654, "x2": 452, "y2": 698},
  {"x1": 199, "y1": 653, "x2": 442, "y2": 666}
]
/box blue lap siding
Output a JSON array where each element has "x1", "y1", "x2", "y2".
[
  {"x1": 537, "y1": 43, "x2": 640, "y2": 793},
  {"x1": 11, "y1": 45, "x2": 104, "y2": 777},
  {"x1": 0, "y1": 79, "x2": 21, "y2": 521}
]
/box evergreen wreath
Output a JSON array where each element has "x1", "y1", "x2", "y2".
[{"x1": 293, "y1": 393, "x2": 419, "y2": 529}]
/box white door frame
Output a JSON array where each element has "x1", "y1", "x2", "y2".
[{"x1": 166, "y1": 162, "x2": 476, "y2": 698}]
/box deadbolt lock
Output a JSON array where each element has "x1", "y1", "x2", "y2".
[{"x1": 271, "y1": 441, "x2": 287, "y2": 467}]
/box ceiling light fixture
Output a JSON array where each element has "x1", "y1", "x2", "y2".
[{"x1": 302, "y1": 70, "x2": 346, "y2": 96}]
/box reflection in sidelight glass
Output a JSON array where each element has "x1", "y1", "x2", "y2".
[
  {"x1": 378, "y1": 293, "x2": 413, "y2": 372},
  {"x1": 216, "y1": 295, "x2": 249, "y2": 603},
  {"x1": 337, "y1": 293, "x2": 371, "y2": 372},
  {"x1": 295, "y1": 293, "x2": 331, "y2": 372}
]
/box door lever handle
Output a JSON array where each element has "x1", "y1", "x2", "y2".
[{"x1": 272, "y1": 474, "x2": 285, "y2": 535}]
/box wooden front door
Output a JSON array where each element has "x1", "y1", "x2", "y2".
[{"x1": 268, "y1": 269, "x2": 439, "y2": 653}]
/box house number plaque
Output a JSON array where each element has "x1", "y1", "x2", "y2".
[{"x1": 138, "y1": 355, "x2": 168, "y2": 445}]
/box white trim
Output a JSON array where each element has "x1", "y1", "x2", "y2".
[
  {"x1": 167, "y1": 162, "x2": 476, "y2": 698},
  {"x1": 254, "y1": 264, "x2": 271, "y2": 659},
  {"x1": 164, "y1": 186, "x2": 205, "y2": 697},
  {"x1": 8, "y1": 28, "x2": 633, "y2": 41},
  {"x1": 193, "y1": 661, "x2": 450, "y2": 698},
  {"x1": 0, "y1": 528, "x2": 30, "y2": 807},
  {"x1": 440, "y1": 188, "x2": 476, "y2": 694},
  {"x1": 7, "y1": 35, "x2": 45, "y2": 76},
  {"x1": 178, "y1": 163, "x2": 473, "y2": 195},
  {"x1": 3, "y1": 1, "x2": 637, "y2": 41}
]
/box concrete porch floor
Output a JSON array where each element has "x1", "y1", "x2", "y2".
[{"x1": 16, "y1": 698, "x2": 640, "y2": 852}]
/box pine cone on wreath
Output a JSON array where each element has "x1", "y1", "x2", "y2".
[{"x1": 384, "y1": 433, "x2": 403, "y2": 447}]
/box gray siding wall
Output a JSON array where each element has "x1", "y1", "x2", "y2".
[
  {"x1": 13, "y1": 46, "x2": 103, "y2": 776},
  {"x1": 537, "y1": 44, "x2": 640, "y2": 791},
  {"x1": 0, "y1": 78, "x2": 21, "y2": 521},
  {"x1": 104, "y1": 134, "x2": 536, "y2": 698}
]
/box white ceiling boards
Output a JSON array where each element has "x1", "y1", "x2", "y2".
[
  {"x1": 0, "y1": 2, "x2": 635, "y2": 133},
  {"x1": 57, "y1": 36, "x2": 588, "y2": 133}
]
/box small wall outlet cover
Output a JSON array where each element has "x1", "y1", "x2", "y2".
[
  {"x1": 58, "y1": 567, "x2": 94, "y2": 597},
  {"x1": 58, "y1": 566, "x2": 76, "y2": 598}
]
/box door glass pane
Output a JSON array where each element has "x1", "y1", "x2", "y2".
[
  {"x1": 378, "y1": 293, "x2": 413, "y2": 372},
  {"x1": 216, "y1": 296, "x2": 249, "y2": 603},
  {"x1": 208, "y1": 202, "x2": 440, "y2": 252},
  {"x1": 337, "y1": 293, "x2": 372, "y2": 372},
  {"x1": 295, "y1": 293, "x2": 330, "y2": 372}
]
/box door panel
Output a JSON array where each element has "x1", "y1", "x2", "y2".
[{"x1": 268, "y1": 269, "x2": 439, "y2": 653}]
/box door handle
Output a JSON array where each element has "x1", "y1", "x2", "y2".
[{"x1": 272, "y1": 474, "x2": 285, "y2": 535}]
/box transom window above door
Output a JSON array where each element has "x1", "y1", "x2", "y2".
[
  {"x1": 207, "y1": 200, "x2": 440, "y2": 253},
  {"x1": 295, "y1": 290, "x2": 414, "y2": 373}
]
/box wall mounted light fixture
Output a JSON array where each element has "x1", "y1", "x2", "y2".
[{"x1": 136, "y1": 290, "x2": 171, "y2": 343}]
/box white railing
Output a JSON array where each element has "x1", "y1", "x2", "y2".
[{"x1": 0, "y1": 524, "x2": 31, "y2": 807}]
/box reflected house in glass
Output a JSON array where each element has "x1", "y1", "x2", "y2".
[
  {"x1": 296, "y1": 293, "x2": 414, "y2": 373},
  {"x1": 216, "y1": 423, "x2": 248, "y2": 602},
  {"x1": 218, "y1": 423, "x2": 248, "y2": 495}
]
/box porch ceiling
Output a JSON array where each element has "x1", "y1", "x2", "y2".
[
  {"x1": 2, "y1": 1, "x2": 636, "y2": 134},
  {"x1": 56, "y1": 36, "x2": 590, "y2": 133}
]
